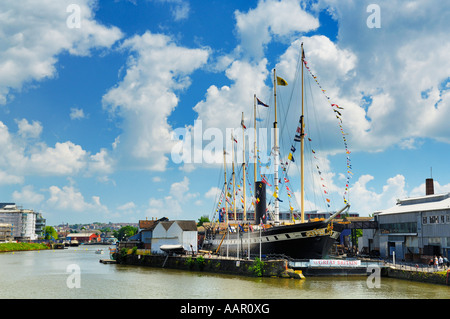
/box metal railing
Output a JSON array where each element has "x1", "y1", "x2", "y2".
[{"x1": 384, "y1": 260, "x2": 448, "y2": 273}]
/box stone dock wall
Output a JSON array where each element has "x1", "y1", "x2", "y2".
[
  {"x1": 115, "y1": 253, "x2": 303, "y2": 279},
  {"x1": 385, "y1": 267, "x2": 449, "y2": 286}
]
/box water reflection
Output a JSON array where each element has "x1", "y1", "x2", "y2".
[{"x1": 0, "y1": 247, "x2": 448, "y2": 299}]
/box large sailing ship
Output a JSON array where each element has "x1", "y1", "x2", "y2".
[{"x1": 202, "y1": 43, "x2": 351, "y2": 260}]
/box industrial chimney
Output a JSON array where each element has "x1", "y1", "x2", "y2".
[{"x1": 426, "y1": 178, "x2": 434, "y2": 196}]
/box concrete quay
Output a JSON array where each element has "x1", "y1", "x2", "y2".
[{"x1": 113, "y1": 252, "x2": 302, "y2": 279}]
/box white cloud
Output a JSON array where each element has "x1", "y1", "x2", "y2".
[
  {"x1": 0, "y1": 120, "x2": 114, "y2": 177},
  {"x1": 47, "y1": 185, "x2": 107, "y2": 213},
  {"x1": 70, "y1": 108, "x2": 87, "y2": 120},
  {"x1": 87, "y1": 148, "x2": 114, "y2": 175},
  {"x1": 16, "y1": 119, "x2": 43, "y2": 139},
  {"x1": 103, "y1": 31, "x2": 209, "y2": 171},
  {"x1": 153, "y1": 0, "x2": 190, "y2": 21},
  {"x1": 152, "y1": 176, "x2": 162, "y2": 182},
  {"x1": 410, "y1": 180, "x2": 450, "y2": 198},
  {"x1": 235, "y1": 0, "x2": 319, "y2": 60},
  {"x1": 347, "y1": 174, "x2": 407, "y2": 216},
  {"x1": 12, "y1": 185, "x2": 44, "y2": 205},
  {"x1": 0, "y1": 170, "x2": 24, "y2": 185},
  {"x1": 117, "y1": 201, "x2": 136, "y2": 211},
  {"x1": 205, "y1": 187, "x2": 222, "y2": 199},
  {"x1": 147, "y1": 176, "x2": 199, "y2": 219},
  {"x1": 193, "y1": 58, "x2": 269, "y2": 136},
  {"x1": 314, "y1": 0, "x2": 450, "y2": 150},
  {"x1": 0, "y1": 0, "x2": 123, "y2": 105},
  {"x1": 29, "y1": 142, "x2": 87, "y2": 175}
]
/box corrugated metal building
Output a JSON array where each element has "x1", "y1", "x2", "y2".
[{"x1": 367, "y1": 179, "x2": 450, "y2": 261}]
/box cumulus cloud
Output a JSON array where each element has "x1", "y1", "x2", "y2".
[
  {"x1": 347, "y1": 174, "x2": 408, "y2": 215},
  {"x1": 194, "y1": 59, "x2": 269, "y2": 131},
  {"x1": 28, "y1": 142, "x2": 87, "y2": 175},
  {"x1": 0, "y1": 120, "x2": 114, "y2": 177},
  {"x1": 235, "y1": 0, "x2": 319, "y2": 60},
  {"x1": 70, "y1": 108, "x2": 87, "y2": 120},
  {"x1": 16, "y1": 119, "x2": 43, "y2": 139},
  {"x1": 0, "y1": 170, "x2": 24, "y2": 185},
  {"x1": 103, "y1": 31, "x2": 209, "y2": 171},
  {"x1": 146, "y1": 176, "x2": 200, "y2": 219},
  {"x1": 315, "y1": 0, "x2": 450, "y2": 150},
  {"x1": 12, "y1": 185, "x2": 44, "y2": 205},
  {"x1": 0, "y1": 0, "x2": 123, "y2": 105},
  {"x1": 47, "y1": 185, "x2": 107, "y2": 213}
]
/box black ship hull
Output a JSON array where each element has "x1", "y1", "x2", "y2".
[{"x1": 202, "y1": 220, "x2": 342, "y2": 260}]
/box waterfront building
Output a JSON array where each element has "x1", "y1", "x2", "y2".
[
  {"x1": 362, "y1": 179, "x2": 450, "y2": 262},
  {"x1": 135, "y1": 217, "x2": 168, "y2": 250},
  {"x1": 0, "y1": 203, "x2": 41, "y2": 241},
  {"x1": 66, "y1": 232, "x2": 101, "y2": 243},
  {"x1": 35, "y1": 213, "x2": 46, "y2": 238},
  {"x1": 0, "y1": 223, "x2": 13, "y2": 242},
  {"x1": 151, "y1": 220, "x2": 198, "y2": 254}
]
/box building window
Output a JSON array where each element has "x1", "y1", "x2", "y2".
[
  {"x1": 423, "y1": 216, "x2": 427, "y2": 224},
  {"x1": 429, "y1": 216, "x2": 439, "y2": 224},
  {"x1": 380, "y1": 222, "x2": 417, "y2": 234}
]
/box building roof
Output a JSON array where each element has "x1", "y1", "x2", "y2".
[
  {"x1": 375, "y1": 192, "x2": 450, "y2": 215},
  {"x1": 139, "y1": 217, "x2": 169, "y2": 230},
  {"x1": 139, "y1": 219, "x2": 157, "y2": 230},
  {"x1": 175, "y1": 220, "x2": 197, "y2": 231},
  {"x1": 157, "y1": 220, "x2": 197, "y2": 232},
  {"x1": 67, "y1": 233, "x2": 98, "y2": 237}
]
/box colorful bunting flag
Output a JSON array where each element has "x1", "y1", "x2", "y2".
[
  {"x1": 256, "y1": 97, "x2": 269, "y2": 107},
  {"x1": 276, "y1": 76, "x2": 288, "y2": 86}
]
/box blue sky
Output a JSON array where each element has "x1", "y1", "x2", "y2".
[{"x1": 1, "y1": 0, "x2": 450, "y2": 225}]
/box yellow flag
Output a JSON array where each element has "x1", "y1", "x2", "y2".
[{"x1": 277, "y1": 76, "x2": 288, "y2": 86}]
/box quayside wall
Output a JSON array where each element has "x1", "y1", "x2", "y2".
[
  {"x1": 385, "y1": 267, "x2": 449, "y2": 286},
  {"x1": 112, "y1": 250, "x2": 450, "y2": 285},
  {"x1": 114, "y1": 253, "x2": 301, "y2": 278}
]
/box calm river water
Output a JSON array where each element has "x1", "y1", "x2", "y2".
[{"x1": 0, "y1": 245, "x2": 448, "y2": 299}]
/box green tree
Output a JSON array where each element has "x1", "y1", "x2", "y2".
[
  {"x1": 197, "y1": 215, "x2": 210, "y2": 227},
  {"x1": 115, "y1": 225, "x2": 138, "y2": 241},
  {"x1": 44, "y1": 226, "x2": 58, "y2": 240}
]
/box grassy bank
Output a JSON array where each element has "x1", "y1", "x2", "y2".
[{"x1": 0, "y1": 242, "x2": 49, "y2": 252}]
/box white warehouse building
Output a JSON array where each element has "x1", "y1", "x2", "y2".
[{"x1": 151, "y1": 220, "x2": 198, "y2": 255}]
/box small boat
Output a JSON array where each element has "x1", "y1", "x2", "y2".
[
  {"x1": 160, "y1": 244, "x2": 185, "y2": 255},
  {"x1": 95, "y1": 249, "x2": 104, "y2": 254}
]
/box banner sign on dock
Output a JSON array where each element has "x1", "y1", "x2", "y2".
[{"x1": 309, "y1": 259, "x2": 361, "y2": 267}]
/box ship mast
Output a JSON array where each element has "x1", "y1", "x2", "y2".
[
  {"x1": 273, "y1": 69, "x2": 280, "y2": 224},
  {"x1": 300, "y1": 43, "x2": 305, "y2": 223},
  {"x1": 223, "y1": 149, "x2": 229, "y2": 225},
  {"x1": 242, "y1": 112, "x2": 246, "y2": 223},
  {"x1": 253, "y1": 95, "x2": 257, "y2": 186},
  {"x1": 223, "y1": 149, "x2": 229, "y2": 257},
  {"x1": 232, "y1": 133, "x2": 236, "y2": 221}
]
